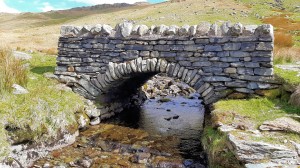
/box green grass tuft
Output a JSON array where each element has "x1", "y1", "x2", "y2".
[{"x1": 274, "y1": 67, "x2": 300, "y2": 86}]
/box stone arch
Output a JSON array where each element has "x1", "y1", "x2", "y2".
[{"x1": 88, "y1": 58, "x2": 223, "y2": 105}]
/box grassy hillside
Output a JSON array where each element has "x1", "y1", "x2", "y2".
[{"x1": 0, "y1": 0, "x2": 299, "y2": 61}]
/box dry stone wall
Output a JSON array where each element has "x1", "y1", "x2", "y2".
[{"x1": 55, "y1": 21, "x2": 278, "y2": 120}]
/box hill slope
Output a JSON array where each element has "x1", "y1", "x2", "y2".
[{"x1": 0, "y1": 0, "x2": 299, "y2": 53}]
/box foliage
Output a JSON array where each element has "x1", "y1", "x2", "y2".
[{"x1": 0, "y1": 52, "x2": 85, "y2": 160}]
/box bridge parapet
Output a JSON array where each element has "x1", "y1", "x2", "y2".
[{"x1": 55, "y1": 21, "x2": 279, "y2": 120}]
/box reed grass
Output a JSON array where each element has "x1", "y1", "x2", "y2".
[{"x1": 0, "y1": 48, "x2": 28, "y2": 93}]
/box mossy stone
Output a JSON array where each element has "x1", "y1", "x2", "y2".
[{"x1": 255, "y1": 89, "x2": 281, "y2": 99}]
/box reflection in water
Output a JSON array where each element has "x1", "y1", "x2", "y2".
[{"x1": 106, "y1": 93, "x2": 206, "y2": 164}]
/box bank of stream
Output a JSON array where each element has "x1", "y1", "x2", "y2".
[{"x1": 32, "y1": 94, "x2": 207, "y2": 168}]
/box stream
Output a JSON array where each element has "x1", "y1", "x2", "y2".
[{"x1": 33, "y1": 94, "x2": 207, "y2": 168}]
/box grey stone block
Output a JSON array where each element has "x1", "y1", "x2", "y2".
[
  {"x1": 124, "y1": 45, "x2": 153, "y2": 51},
  {"x1": 230, "y1": 62, "x2": 245, "y2": 67},
  {"x1": 184, "y1": 45, "x2": 204, "y2": 51},
  {"x1": 223, "y1": 43, "x2": 241, "y2": 50},
  {"x1": 241, "y1": 42, "x2": 256, "y2": 51},
  {"x1": 196, "y1": 22, "x2": 211, "y2": 36},
  {"x1": 245, "y1": 62, "x2": 260, "y2": 68},
  {"x1": 237, "y1": 68, "x2": 254, "y2": 75},
  {"x1": 235, "y1": 88, "x2": 254, "y2": 93},
  {"x1": 179, "y1": 25, "x2": 190, "y2": 36},
  {"x1": 224, "y1": 68, "x2": 237, "y2": 74},
  {"x1": 225, "y1": 81, "x2": 247, "y2": 87},
  {"x1": 254, "y1": 68, "x2": 273, "y2": 76},
  {"x1": 154, "y1": 45, "x2": 170, "y2": 51},
  {"x1": 230, "y1": 51, "x2": 250, "y2": 57},
  {"x1": 256, "y1": 42, "x2": 273, "y2": 51},
  {"x1": 195, "y1": 38, "x2": 209, "y2": 44},
  {"x1": 160, "y1": 52, "x2": 176, "y2": 57},
  {"x1": 170, "y1": 45, "x2": 184, "y2": 51},
  {"x1": 202, "y1": 67, "x2": 223, "y2": 73},
  {"x1": 192, "y1": 62, "x2": 212, "y2": 67},
  {"x1": 202, "y1": 52, "x2": 217, "y2": 57},
  {"x1": 220, "y1": 57, "x2": 240, "y2": 62},
  {"x1": 179, "y1": 61, "x2": 192, "y2": 66},
  {"x1": 204, "y1": 45, "x2": 223, "y2": 52},
  {"x1": 217, "y1": 51, "x2": 230, "y2": 57},
  {"x1": 203, "y1": 76, "x2": 232, "y2": 82}
]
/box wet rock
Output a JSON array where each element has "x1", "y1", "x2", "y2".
[
  {"x1": 130, "y1": 153, "x2": 151, "y2": 164},
  {"x1": 183, "y1": 159, "x2": 193, "y2": 166},
  {"x1": 43, "y1": 163, "x2": 51, "y2": 168},
  {"x1": 90, "y1": 117, "x2": 100, "y2": 125},
  {"x1": 173, "y1": 115, "x2": 179, "y2": 119},
  {"x1": 79, "y1": 157, "x2": 93, "y2": 168},
  {"x1": 164, "y1": 117, "x2": 172, "y2": 121},
  {"x1": 76, "y1": 113, "x2": 90, "y2": 130},
  {"x1": 12, "y1": 84, "x2": 29, "y2": 95},
  {"x1": 259, "y1": 117, "x2": 300, "y2": 134}
]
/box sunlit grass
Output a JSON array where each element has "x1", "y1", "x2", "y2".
[{"x1": 274, "y1": 67, "x2": 300, "y2": 86}]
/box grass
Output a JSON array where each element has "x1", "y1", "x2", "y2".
[
  {"x1": 0, "y1": 48, "x2": 28, "y2": 93},
  {"x1": 274, "y1": 67, "x2": 300, "y2": 86},
  {"x1": 0, "y1": 51, "x2": 85, "y2": 160},
  {"x1": 213, "y1": 98, "x2": 300, "y2": 127},
  {"x1": 274, "y1": 47, "x2": 300, "y2": 64}
]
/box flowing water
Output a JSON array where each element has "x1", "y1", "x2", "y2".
[
  {"x1": 33, "y1": 94, "x2": 207, "y2": 168},
  {"x1": 107, "y1": 94, "x2": 207, "y2": 167}
]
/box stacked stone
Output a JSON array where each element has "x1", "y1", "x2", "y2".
[{"x1": 55, "y1": 21, "x2": 278, "y2": 120}]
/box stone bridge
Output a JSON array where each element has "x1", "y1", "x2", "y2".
[{"x1": 55, "y1": 21, "x2": 278, "y2": 120}]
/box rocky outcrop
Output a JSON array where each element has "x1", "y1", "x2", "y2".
[
  {"x1": 228, "y1": 133, "x2": 299, "y2": 164},
  {"x1": 259, "y1": 117, "x2": 300, "y2": 134}
]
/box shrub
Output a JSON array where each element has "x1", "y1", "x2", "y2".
[
  {"x1": 274, "y1": 32, "x2": 294, "y2": 47},
  {"x1": 0, "y1": 48, "x2": 28, "y2": 93}
]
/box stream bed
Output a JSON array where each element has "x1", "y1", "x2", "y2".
[{"x1": 33, "y1": 94, "x2": 207, "y2": 168}]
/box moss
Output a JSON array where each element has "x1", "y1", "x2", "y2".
[{"x1": 254, "y1": 89, "x2": 281, "y2": 99}]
